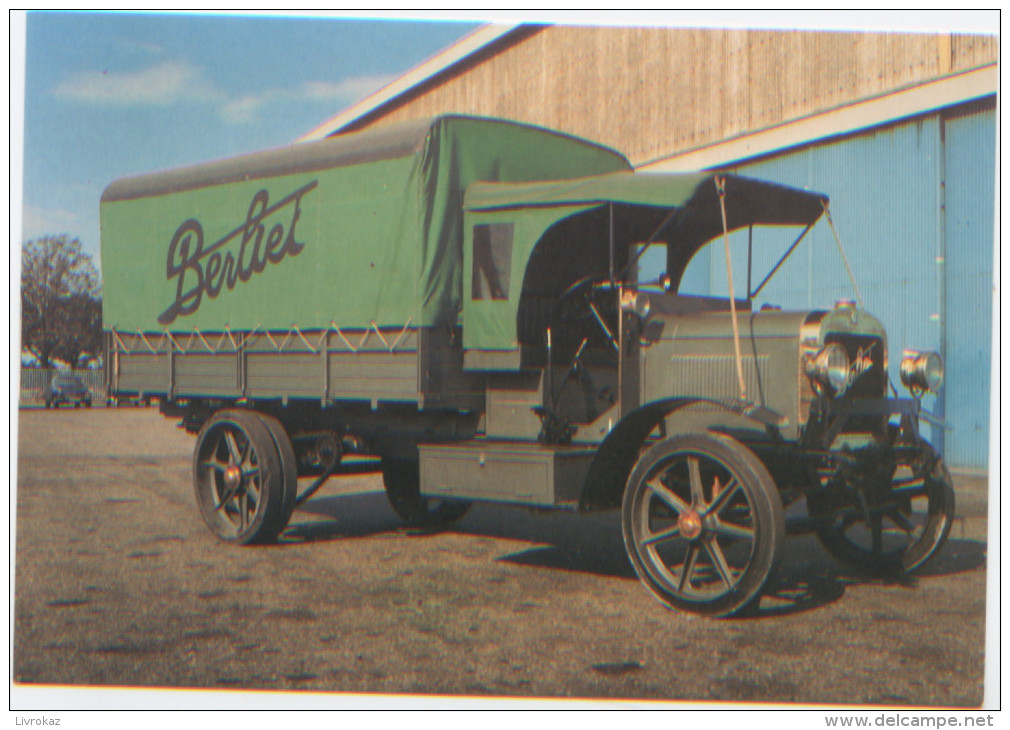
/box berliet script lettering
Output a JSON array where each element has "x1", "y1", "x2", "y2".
[{"x1": 157, "y1": 180, "x2": 318, "y2": 326}]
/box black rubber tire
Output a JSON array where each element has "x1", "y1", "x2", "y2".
[
  {"x1": 253, "y1": 412, "x2": 299, "y2": 528},
  {"x1": 813, "y1": 447, "x2": 955, "y2": 576},
  {"x1": 622, "y1": 432, "x2": 785, "y2": 618},
  {"x1": 382, "y1": 458, "x2": 471, "y2": 529},
  {"x1": 193, "y1": 410, "x2": 289, "y2": 545}
]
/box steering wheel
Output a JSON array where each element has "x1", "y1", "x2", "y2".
[
  {"x1": 552, "y1": 273, "x2": 614, "y2": 325},
  {"x1": 548, "y1": 273, "x2": 624, "y2": 356}
]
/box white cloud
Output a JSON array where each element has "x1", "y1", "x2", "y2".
[
  {"x1": 52, "y1": 60, "x2": 395, "y2": 125},
  {"x1": 299, "y1": 74, "x2": 394, "y2": 101},
  {"x1": 127, "y1": 40, "x2": 165, "y2": 57},
  {"x1": 219, "y1": 91, "x2": 279, "y2": 124},
  {"x1": 52, "y1": 60, "x2": 222, "y2": 106},
  {"x1": 21, "y1": 204, "x2": 81, "y2": 241},
  {"x1": 219, "y1": 74, "x2": 395, "y2": 125}
]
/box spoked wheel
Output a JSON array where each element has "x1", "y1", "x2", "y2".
[
  {"x1": 193, "y1": 410, "x2": 291, "y2": 544},
  {"x1": 382, "y1": 458, "x2": 470, "y2": 529},
  {"x1": 622, "y1": 433, "x2": 785, "y2": 618},
  {"x1": 811, "y1": 446, "x2": 954, "y2": 576}
]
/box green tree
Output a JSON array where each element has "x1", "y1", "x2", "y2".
[
  {"x1": 55, "y1": 292, "x2": 104, "y2": 368},
  {"x1": 21, "y1": 235, "x2": 102, "y2": 368}
]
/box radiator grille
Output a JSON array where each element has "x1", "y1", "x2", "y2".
[
  {"x1": 669, "y1": 355, "x2": 769, "y2": 401},
  {"x1": 824, "y1": 334, "x2": 887, "y2": 399},
  {"x1": 801, "y1": 333, "x2": 888, "y2": 435}
]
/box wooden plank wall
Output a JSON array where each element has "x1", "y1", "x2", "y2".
[{"x1": 349, "y1": 25, "x2": 997, "y2": 167}]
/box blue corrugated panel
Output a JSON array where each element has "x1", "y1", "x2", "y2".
[{"x1": 942, "y1": 102, "x2": 996, "y2": 469}]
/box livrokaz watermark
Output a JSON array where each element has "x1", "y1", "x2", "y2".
[
  {"x1": 826, "y1": 715, "x2": 995, "y2": 727},
  {"x1": 13, "y1": 719, "x2": 61, "y2": 726}
]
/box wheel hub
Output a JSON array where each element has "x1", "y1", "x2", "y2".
[
  {"x1": 678, "y1": 509, "x2": 703, "y2": 540},
  {"x1": 223, "y1": 464, "x2": 242, "y2": 490}
]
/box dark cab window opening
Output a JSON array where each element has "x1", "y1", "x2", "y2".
[{"x1": 472, "y1": 222, "x2": 514, "y2": 301}]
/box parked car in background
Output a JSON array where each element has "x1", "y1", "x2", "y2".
[{"x1": 45, "y1": 373, "x2": 92, "y2": 409}]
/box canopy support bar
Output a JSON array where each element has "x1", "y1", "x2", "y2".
[
  {"x1": 617, "y1": 204, "x2": 679, "y2": 282},
  {"x1": 750, "y1": 220, "x2": 816, "y2": 300},
  {"x1": 746, "y1": 225, "x2": 753, "y2": 300},
  {"x1": 608, "y1": 202, "x2": 615, "y2": 284},
  {"x1": 715, "y1": 176, "x2": 748, "y2": 402},
  {"x1": 822, "y1": 201, "x2": 864, "y2": 308}
]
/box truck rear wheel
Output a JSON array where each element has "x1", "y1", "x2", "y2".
[
  {"x1": 193, "y1": 410, "x2": 291, "y2": 544},
  {"x1": 253, "y1": 412, "x2": 299, "y2": 527},
  {"x1": 382, "y1": 459, "x2": 470, "y2": 529},
  {"x1": 622, "y1": 432, "x2": 784, "y2": 618}
]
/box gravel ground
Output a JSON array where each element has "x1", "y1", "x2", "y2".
[{"x1": 12, "y1": 407, "x2": 991, "y2": 708}]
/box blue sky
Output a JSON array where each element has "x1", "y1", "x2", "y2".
[{"x1": 17, "y1": 11, "x2": 480, "y2": 270}]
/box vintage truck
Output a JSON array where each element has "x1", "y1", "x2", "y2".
[{"x1": 101, "y1": 115, "x2": 952, "y2": 617}]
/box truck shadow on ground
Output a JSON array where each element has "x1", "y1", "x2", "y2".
[
  {"x1": 744, "y1": 535, "x2": 986, "y2": 618},
  {"x1": 288, "y1": 490, "x2": 986, "y2": 619},
  {"x1": 497, "y1": 533, "x2": 985, "y2": 619}
]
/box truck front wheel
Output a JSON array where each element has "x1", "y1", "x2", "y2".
[
  {"x1": 622, "y1": 432, "x2": 785, "y2": 618},
  {"x1": 810, "y1": 445, "x2": 954, "y2": 576},
  {"x1": 382, "y1": 459, "x2": 470, "y2": 529},
  {"x1": 193, "y1": 410, "x2": 292, "y2": 544}
]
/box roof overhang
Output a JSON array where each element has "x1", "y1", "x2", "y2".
[{"x1": 641, "y1": 63, "x2": 997, "y2": 172}]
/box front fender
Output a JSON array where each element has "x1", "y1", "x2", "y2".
[{"x1": 577, "y1": 397, "x2": 782, "y2": 511}]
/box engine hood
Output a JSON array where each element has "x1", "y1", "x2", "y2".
[{"x1": 637, "y1": 297, "x2": 889, "y2": 441}]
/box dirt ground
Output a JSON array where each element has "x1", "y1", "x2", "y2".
[{"x1": 12, "y1": 407, "x2": 991, "y2": 708}]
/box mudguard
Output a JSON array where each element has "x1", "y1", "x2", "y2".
[{"x1": 577, "y1": 397, "x2": 783, "y2": 511}]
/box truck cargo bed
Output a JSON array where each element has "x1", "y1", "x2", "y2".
[{"x1": 107, "y1": 324, "x2": 483, "y2": 411}]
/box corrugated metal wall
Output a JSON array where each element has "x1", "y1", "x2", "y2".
[
  {"x1": 678, "y1": 100, "x2": 994, "y2": 468},
  {"x1": 942, "y1": 101, "x2": 996, "y2": 468}
]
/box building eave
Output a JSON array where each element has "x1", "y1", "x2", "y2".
[{"x1": 639, "y1": 63, "x2": 998, "y2": 172}]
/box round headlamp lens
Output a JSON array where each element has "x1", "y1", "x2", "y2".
[
  {"x1": 806, "y1": 342, "x2": 850, "y2": 397},
  {"x1": 901, "y1": 350, "x2": 943, "y2": 393}
]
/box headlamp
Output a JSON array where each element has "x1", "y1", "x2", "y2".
[
  {"x1": 806, "y1": 343, "x2": 850, "y2": 397},
  {"x1": 900, "y1": 350, "x2": 943, "y2": 394}
]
